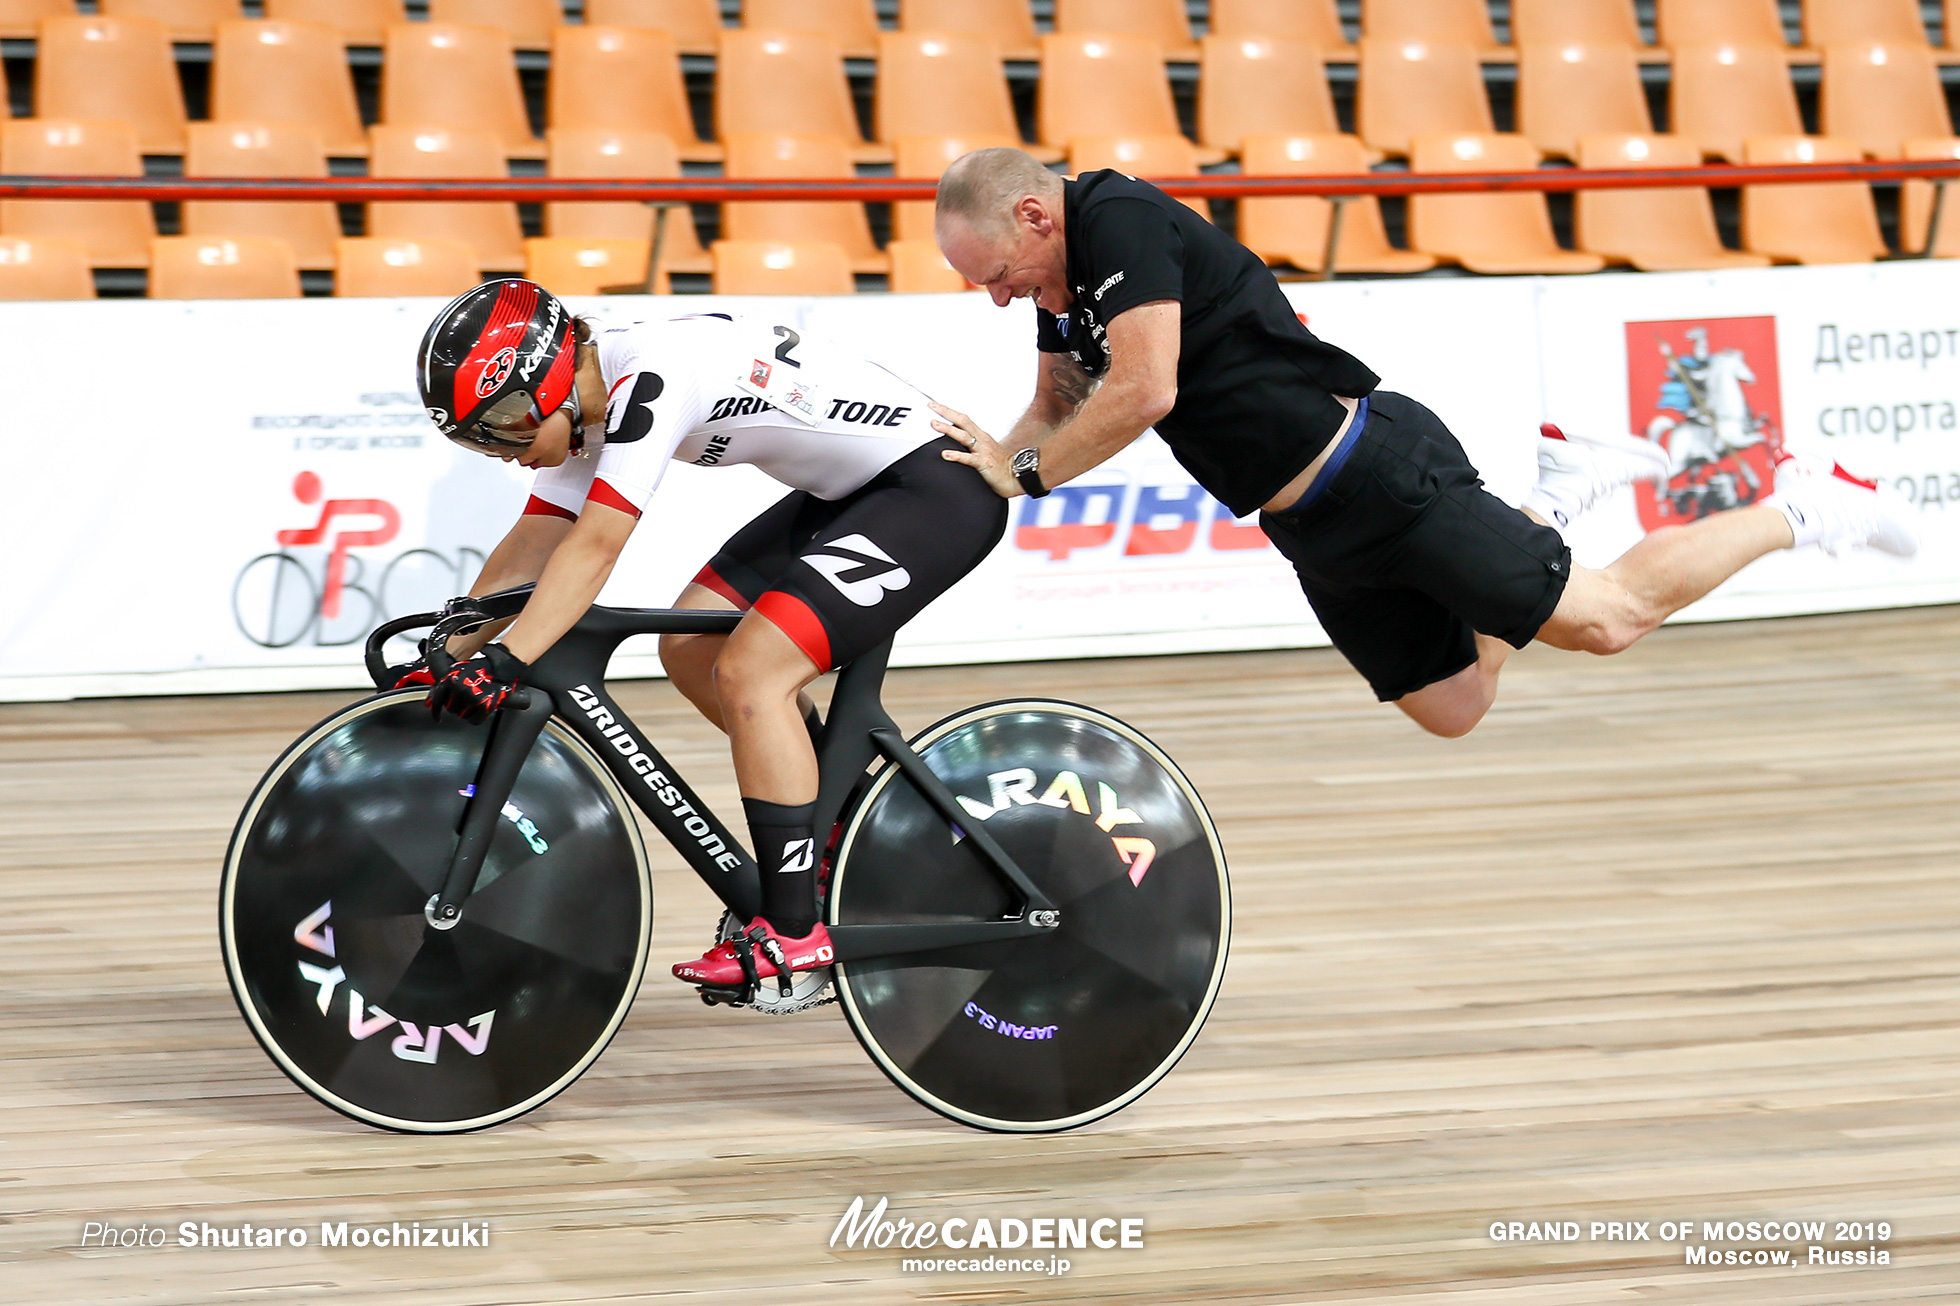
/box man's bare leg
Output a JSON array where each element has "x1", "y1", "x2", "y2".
[{"x1": 1393, "y1": 504, "x2": 1795, "y2": 737}]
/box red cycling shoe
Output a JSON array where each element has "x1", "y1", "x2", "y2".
[{"x1": 673, "y1": 918, "x2": 834, "y2": 988}]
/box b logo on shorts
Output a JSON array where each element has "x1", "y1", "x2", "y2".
[
  {"x1": 476, "y1": 348, "x2": 518, "y2": 398},
  {"x1": 803, "y1": 534, "x2": 912, "y2": 607}
]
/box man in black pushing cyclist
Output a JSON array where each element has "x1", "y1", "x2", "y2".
[
  {"x1": 929, "y1": 148, "x2": 1918, "y2": 735},
  {"x1": 413, "y1": 280, "x2": 1005, "y2": 989}
]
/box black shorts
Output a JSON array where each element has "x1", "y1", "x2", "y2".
[
  {"x1": 1258, "y1": 391, "x2": 1571, "y2": 702},
  {"x1": 694, "y1": 437, "x2": 1008, "y2": 671}
]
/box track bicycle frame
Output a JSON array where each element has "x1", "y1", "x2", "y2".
[{"x1": 363, "y1": 585, "x2": 1061, "y2": 965}]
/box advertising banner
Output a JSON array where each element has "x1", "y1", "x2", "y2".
[{"x1": 2, "y1": 261, "x2": 1956, "y2": 701}]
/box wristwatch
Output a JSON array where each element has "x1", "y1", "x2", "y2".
[{"x1": 1011, "y1": 446, "x2": 1050, "y2": 498}]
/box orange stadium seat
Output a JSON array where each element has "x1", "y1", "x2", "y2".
[
  {"x1": 1574, "y1": 132, "x2": 1771, "y2": 269},
  {"x1": 1821, "y1": 42, "x2": 1955, "y2": 159},
  {"x1": 1198, "y1": 35, "x2": 1342, "y2": 158},
  {"x1": 148, "y1": 234, "x2": 301, "y2": 298},
  {"x1": 898, "y1": 0, "x2": 1038, "y2": 62},
  {"x1": 333, "y1": 236, "x2": 480, "y2": 296},
  {"x1": 1355, "y1": 38, "x2": 1494, "y2": 158},
  {"x1": 891, "y1": 133, "x2": 1019, "y2": 242},
  {"x1": 1235, "y1": 133, "x2": 1438, "y2": 274},
  {"x1": 886, "y1": 238, "x2": 970, "y2": 292},
  {"x1": 1741, "y1": 135, "x2": 1888, "y2": 264},
  {"x1": 0, "y1": 235, "x2": 94, "y2": 299},
  {"x1": 98, "y1": 0, "x2": 241, "y2": 43},
  {"x1": 263, "y1": 0, "x2": 405, "y2": 46},
  {"x1": 0, "y1": 2, "x2": 76, "y2": 42},
  {"x1": 1656, "y1": 0, "x2": 1789, "y2": 51},
  {"x1": 1208, "y1": 0, "x2": 1354, "y2": 59},
  {"x1": 1052, "y1": 0, "x2": 1198, "y2": 61},
  {"x1": 745, "y1": 0, "x2": 879, "y2": 60},
  {"x1": 876, "y1": 33, "x2": 1058, "y2": 159},
  {"x1": 1510, "y1": 0, "x2": 1645, "y2": 51},
  {"x1": 583, "y1": 0, "x2": 723, "y2": 57},
  {"x1": 1901, "y1": 138, "x2": 1960, "y2": 255},
  {"x1": 1806, "y1": 0, "x2": 1931, "y2": 50},
  {"x1": 1068, "y1": 136, "x2": 1209, "y2": 220},
  {"x1": 721, "y1": 133, "x2": 886, "y2": 273},
  {"x1": 549, "y1": 26, "x2": 715, "y2": 163},
  {"x1": 211, "y1": 19, "x2": 367, "y2": 158},
  {"x1": 1408, "y1": 132, "x2": 1607, "y2": 273},
  {"x1": 381, "y1": 23, "x2": 541, "y2": 160},
  {"x1": 35, "y1": 15, "x2": 186, "y2": 155},
  {"x1": 544, "y1": 127, "x2": 709, "y2": 274},
  {"x1": 717, "y1": 30, "x2": 888, "y2": 164},
  {"x1": 1517, "y1": 41, "x2": 1653, "y2": 159},
  {"x1": 1669, "y1": 43, "x2": 1805, "y2": 161},
  {"x1": 711, "y1": 240, "x2": 855, "y2": 294},
  {"x1": 427, "y1": 0, "x2": 561, "y2": 50},
  {"x1": 367, "y1": 124, "x2": 524, "y2": 271},
  {"x1": 1363, "y1": 0, "x2": 1506, "y2": 57},
  {"x1": 0, "y1": 119, "x2": 154, "y2": 266},
  {"x1": 182, "y1": 122, "x2": 340, "y2": 270},
  {"x1": 524, "y1": 236, "x2": 666, "y2": 295},
  {"x1": 1038, "y1": 34, "x2": 1227, "y2": 164}
]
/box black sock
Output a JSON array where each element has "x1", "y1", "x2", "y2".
[{"x1": 746, "y1": 796, "x2": 818, "y2": 938}]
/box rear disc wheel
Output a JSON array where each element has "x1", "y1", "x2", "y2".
[{"x1": 830, "y1": 700, "x2": 1229, "y2": 1131}]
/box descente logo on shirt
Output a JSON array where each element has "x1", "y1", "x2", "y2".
[{"x1": 1093, "y1": 272, "x2": 1125, "y2": 301}]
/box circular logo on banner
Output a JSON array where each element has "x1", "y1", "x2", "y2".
[{"x1": 476, "y1": 348, "x2": 518, "y2": 399}]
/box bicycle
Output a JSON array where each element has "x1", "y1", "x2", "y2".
[{"x1": 220, "y1": 585, "x2": 1231, "y2": 1133}]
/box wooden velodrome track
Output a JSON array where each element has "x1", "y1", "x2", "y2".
[{"x1": 4, "y1": 606, "x2": 1959, "y2": 1304}]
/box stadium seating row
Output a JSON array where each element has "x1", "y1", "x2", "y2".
[
  {"x1": 1, "y1": 121, "x2": 1936, "y2": 298},
  {"x1": 8, "y1": 0, "x2": 1960, "y2": 60},
  {"x1": 9, "y1": 16, "x2": 1960, "y2": 166},
  {"x1": 0, "y1": 230, "x2": 965, "y2": 297}
]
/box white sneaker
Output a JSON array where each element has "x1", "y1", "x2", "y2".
[
  {"x1": 1521, "y1": 423, "x2": 1673, "y2": 531},
  {"x1": 1766, "y1": 454, "x2": 1919, "y2": 558}
]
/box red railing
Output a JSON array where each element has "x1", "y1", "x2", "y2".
[{"x1": 4, "y1": 158, "x2": 1960, "y2": 202}]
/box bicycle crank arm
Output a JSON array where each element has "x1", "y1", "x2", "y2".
[
  {"x1": 867, "y1": 727, "x2": 1059, "y2": 914},
  {"x1": 828, "y1": 917, "x2": 1058, "y2": 963}
]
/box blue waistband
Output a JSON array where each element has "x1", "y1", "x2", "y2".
[{"x1": 1275, "y1": 394, "x2": 1369, "y2": 517}]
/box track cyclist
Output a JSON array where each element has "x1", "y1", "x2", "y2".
[{"x1": 412, "y1": 279, "x2": 1006, "y2": 990}]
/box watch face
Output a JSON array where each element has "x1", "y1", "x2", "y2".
[{"x1": 1012, "y1": 448, "x2": 1039, "y2": 473}]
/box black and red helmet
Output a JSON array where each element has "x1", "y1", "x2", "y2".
[{"x1": 418, "y1": 278, "x2": 581, "y2": 454}]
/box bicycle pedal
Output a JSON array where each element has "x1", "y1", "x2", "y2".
[{"x1": 695, "y1": 983, "x2": 755, "y2": 1008}]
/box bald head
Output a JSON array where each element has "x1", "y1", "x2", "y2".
[{"x1": 935, "y1": 147, "x2": 1064, "y2": 241}]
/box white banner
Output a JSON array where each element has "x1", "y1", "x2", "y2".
[{"x1": 2, "y1": 262, "x2": 1956, "y2": 700}]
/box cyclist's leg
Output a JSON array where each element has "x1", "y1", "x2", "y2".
[
  {"x1": 660, "y1": 491, "x2": 825, "y2": 737},
  {"x1": 658, "y1": 583, "x2": 740, "y2": 731},
  {"x1": 677, "y1": 439, "x2": 1007, "y2": 974}
]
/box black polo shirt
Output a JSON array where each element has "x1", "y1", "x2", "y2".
[{"x1": 1034, "y1": 170, "x2": 1380, "y2": 516}]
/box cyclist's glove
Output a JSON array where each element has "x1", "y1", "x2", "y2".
[{"x1": 427, "y1": 644, "x2": 529, "y2": 723}]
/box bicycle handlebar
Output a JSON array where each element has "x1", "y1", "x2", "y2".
[{"x1": 362, "y1": 584, "x2": 538, "y2": 690}]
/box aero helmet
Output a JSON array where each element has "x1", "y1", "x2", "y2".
[{"x1": 418, "y1": 278, "x2": 582, "y2": 454}]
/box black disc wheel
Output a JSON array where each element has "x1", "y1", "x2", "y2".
[
  {"x1": 220, "y1": 691, "x2": 652, "y2": 1132},
  {"x1": 830, "y1": 700, "x2": 1229, "y2": 1131}
]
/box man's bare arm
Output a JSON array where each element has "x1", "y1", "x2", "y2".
[
  {"x1": 1005, "y1": 351, "x2": 1098, "y2": 446},
  {"x1": 936, "y1": 301, "x2": 1183, "y2": 496}
]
